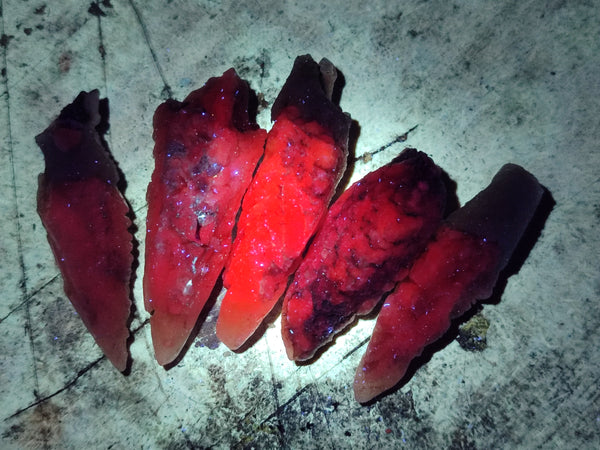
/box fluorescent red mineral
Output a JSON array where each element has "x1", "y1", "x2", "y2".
[
  {"x1": 216, "y1": 55, "x2": 352, "y2": 350},
  {"x1": 281, "y1": 148, "x2": 447, "y2": 361},
  {"x1": 354, "y1": 164, "x2": 543, "y2": 402},
  {"x1": 36, "y1": 90, "x2": 133, "y2": 371},
  {"x1": 144, "y1": 69, "x2": 266, "y2": 365}
]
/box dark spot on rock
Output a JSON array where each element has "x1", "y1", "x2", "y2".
[
  {"x1": 208, "y1": 364, "x2": 226, "y2": 390},
  {"x1": 193, "y1": 154, "x2": 222, "y2": 177},
  {"x1": 233, "y1": 48, "x2": 271, "y2": 80},
  {"x1": 194, "y1": 330, "x2": 220, "y2": 350},
  {"x1": 58, "y1": 52, "x2": 71, "y2": 73},
  {"x1": 299, "y1": 421, "x2": 314, "y2": 431},
  {"x1": 37, "y1": 91, "x2": 120, "y2": 184},
  {"x1": 6, "y1": 402, "x2": 64, "y2": 448},
  {"x1": 457, "y1": 313, "x2": 490, "y2": 352},
  {"x1": 378, "y1": 389, "x2": 418, "y2": 421},
  {"x1": 0, "y1": 34, "x2": 14, "y2": 48},
  {"x1": 24, "y1": 27, "x2": 33, "y2": 35},
  {"x1": 1, "y1": 424, "x2": 25, "y2": 441},
  {"x1": 552, "y1": 240, "x2": 565, "y2": 255},
  {"x1": 250, "y1": 376, "x2": 262, "y2": 390},
  {"x1": 372, "y1": 11, "x2": 404, "y2": 49},
  {"x1": 449, "y1": 426, "x2": 476, "y2": 450},
  {"x1": 166, "y1": 140, "x2": 186, "y2": 158},
  {"x1": 34, "y1": 5, "x2": 46, "y2": 15},
  {"x1": 345, "y1": 430, "x2": 352, "y2": 436},
  {"x1": 195, "y1": 297, "x2": 221, "y2": 350},
  {"x1": 256, "y1": 92, "x2": 269, "y2": 112},
  {"x1": 88, "y1": 2, "x2": 106, "y2": 17},
  {"x1": 160, "y1": 84, "x2": 173, "y2": 99}
]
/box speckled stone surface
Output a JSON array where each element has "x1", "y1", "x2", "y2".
[{"x1": 1, "y1": 1, "x2": 599, "y2": 448}]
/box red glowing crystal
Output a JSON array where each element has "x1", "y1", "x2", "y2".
[
  {"x1": 144, "y1": 69, "x2": 266, "y2": 365},
  {"x1": 281, "y1": 148, "x2": 447, "y2": 361},
  {"x1": 354, "y1": 164, "x2": 543, "y2": 402},
  {"x1": 36, "y1": 90, "x2": 133, "y2": 371},
  {"x1": 216, "y1": 55, "x2": 351, "y2": 350}
]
